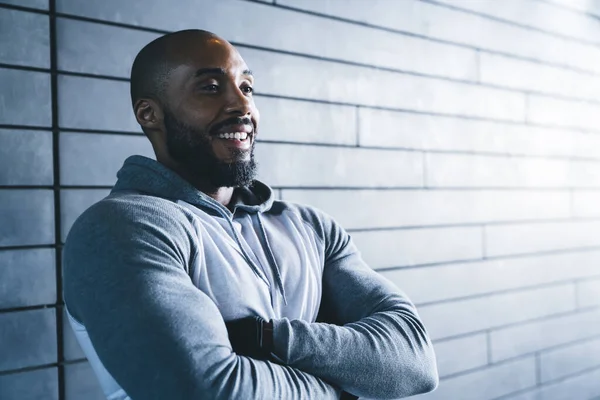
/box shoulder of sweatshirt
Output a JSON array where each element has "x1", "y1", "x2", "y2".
[
  {"x1": 67, "y1": 191, "x2": 199, "y2": 242},
  {"x1": 63, "y1": 192, "x2": 200, "y2": 318}
]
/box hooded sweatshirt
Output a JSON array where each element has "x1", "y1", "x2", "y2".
[{"x1": 63, "y1": 155, "x2": 438, "y2": 400}]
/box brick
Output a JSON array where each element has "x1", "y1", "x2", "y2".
[
  {"x1": 528, "y1": 94, "x2": 600, "y2": 132},
  {"x1": 60, "y1": 189, "x2": 112, "y2": 241},
  {"x1": 433, "y1": 334, "x2": 488, "y2": 377},
  {"x1": 255, "y1": 143, "x2": 423, "y2": 188},
  {"x1": 59, "y1": 132, "x2": 154, "y2": 186},
  {"x1": 352, "y1": 226, "x2": 483, "y2": 269},
  {"x1": 0, "y1": 309, "x2": 56, "y2": 372},
  {"x1": 0, "y1": 68, "x2": 51, "y2": 127},
  {"x1": 0, "y1": 0, "x2": 48, "y2": 9},
  {"x1": 535, "y1": 366, "x2": 600, "y2": 399},
  {"x1": 56, "y1": 18, "x2": 160, "y2": 78},
  {"x1": 281, "y1": 189, "x2": 570, "y2": 230},
  {"x1": 358, "y1": 108, "x2": 596, "y2": 158},
  {"x1": 485, "y1": 220, "x2": 600, "y2": 258},
  {"x1": 55, "y1": 0, "x2": 479, "y2": 81},
  {"x1": 239, "y1": 47, "x2": 525, "y2": 121},
  {"x1": 64, "y1": 362, "x2": 106, "y2": 400},
  {"x1": 0, "y1": 249, "x2": 55, "y2": 309},
  {"x1": 279, "y1": 0, "x2": 600, "y2": 75},
  {"x1": 58, "y1": 76, "x2": 139, "y2": 132},
  {"x1": 540, "y1": 336, "x2": 600, "y2": 383},
  {"x1": 490, "y1": 309, "x2": 600, "y2": 362},
  {"x1": 425, "y1": 153, "x2": 579, "y2": 188},
  {"x1": 435, "y1": 0, "x2": 600, "y2": 45},
  {"x1": 0, "y1": 190, "x2": 54, "y2": 246},
  {"x1": 0, "y1": 368, "x2": 58, "y2": 400},
  {"x1": 418, "y1": 357, "x2": 536, "y2": 400},
  {"x1": 0, "y1": 130, "x2": 52, "y2": 185},
  {"x1": 418, "y1": 284, "x2": 576, "y2": 340},
  {"x1": 62, "y1": 308, "x2": 84, "y2": 361},
  {"x1": 255, "y1": 96, "x2": 357, "y2": 146},
  {"x1": 572, "y1": 190, "x2": 600, "y2": 217},
  {"x1": 380, "y1": 250, "x2": 600, "y2": 305},
  {"x1": 0, "y1": 9, "x2": 49, "y2": 68},
  {"x1": 577, "y1": 278, "x2": 600, "y2": 307},
  {"x1": 480, "y1": 52, "x2": 600, "y2": 102}
]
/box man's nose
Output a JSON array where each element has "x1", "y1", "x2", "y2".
[{"x1": 224, "y1": 87, "x2": 252, "y2": 115}]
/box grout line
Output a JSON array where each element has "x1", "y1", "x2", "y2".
[
  {"x1": 375, "y1": 246, "x2": 600, "y2": 272},
  {"x1": 535, "y1": 352, "x2": 542, "y2": 385},
  {"x1": 36, "y1": 56, "x2": 600, "y2": 108},
  {"x1": 3, "y1": 75, "x2": 600, "y2": 136},
  {"x1": 531, "y1": 0, "x2": 600, "y2": 25},
  {"x1": 0, "y1": 3, "x2": 49, "y2": 14},
  {"x1": 413, "y1": 279, "x2": 600, "y2": 308},
  {"x1": 354, "y1": 105, "x2": 360, "y2": 147},
  {"x1": 421, "y1": 0, "x2": 600, "y2": 48},
  {"x1": 481, "y1": 225, "x2": 487, "y2": 259},
  {"x1": 0, "y1": 358, "x2": 89, "y2": 377},
  {"x1": 486, "y1": 330, "x2": 493, "y2": 364},
  {"x1": 3, "y1": 12, "x2": 600, "y2": 99},
  {"x1": 48, "y1": 1, "x2": 65, "y2": 398},
  {"x1": 492, "y1": 364, "x2": 600, "y2": 399}
]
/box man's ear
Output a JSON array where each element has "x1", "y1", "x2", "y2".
[{"x1": 134, "y1": 98, "x2": 164, "y2": 133}]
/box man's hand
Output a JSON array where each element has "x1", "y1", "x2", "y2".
[{"x1": 225, "y1": 316, "x2": 273, "y2": 360}]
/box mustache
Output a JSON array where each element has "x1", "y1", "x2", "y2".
[{"x1": 210, "y1": 117, "x2": 253, "y2": 135}]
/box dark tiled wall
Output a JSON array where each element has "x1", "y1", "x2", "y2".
[{"x1": 2, "y1": 1, "x2": 600, "y2": 399}]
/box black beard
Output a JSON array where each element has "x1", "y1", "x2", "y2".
[{"x1": 163, "y1": 110, "x2": 257, "y2": 188}]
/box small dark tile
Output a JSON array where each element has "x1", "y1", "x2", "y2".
[
  {"x1": 0, "y1": 368, "x2": 58, "y2": 400},
  {"x1": 0, "y1": 130, "x2": 53, "y2": 185},
  {"x1": 62, "y1": 307, "x2": 85, "y2": 361},
  {"x1": 59, "y1": 132, "x2": 154, "y2": 186},
  {"x1": 0, "y1": 9, "x2": 49, "y2": 68},
  {"x1": 0, "y1": 68, "x2": 51, "y2": 127},
  {"x1": 57, "y1": 76, "x2": 139, "y2": 132},
  {"x1": 64, "y1": 362, "x2": 106, "y2": 400},
  {"x1": 0, "y1": 189, "x2": 54, "y2": 246},
  {"x1": 0, "y1": 308, "x2": 57, "y2": 372},
  {"x1": 57, "y1": 17, "x2": 159, "y2": 78},
  {"x1": 0, "y1": 248, "x2": 56, "y2": 309}
]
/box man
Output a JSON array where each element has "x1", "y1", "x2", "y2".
[{"x1": 63, "y1": 29, "x2": 438, "y2": 400}]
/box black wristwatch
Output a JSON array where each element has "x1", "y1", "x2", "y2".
[{"x1": 261, "y1": 319, "x2": 274, "y2": 354}]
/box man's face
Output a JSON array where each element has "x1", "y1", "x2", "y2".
[{"x1": 161, "y1": 37, "x2": 260, "y2": 188}]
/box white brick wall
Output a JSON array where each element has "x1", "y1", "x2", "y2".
[{"x1": 3, "y1": 0, "x2": 600, "y2": 398}]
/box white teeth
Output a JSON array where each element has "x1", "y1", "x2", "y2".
[{"x1": 218, "y1": 132, "x2": 248, "y2": 140}]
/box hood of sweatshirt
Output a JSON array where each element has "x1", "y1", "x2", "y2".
[{"x1": 111, "y1": 155, "x2": 275, "y2": 216}]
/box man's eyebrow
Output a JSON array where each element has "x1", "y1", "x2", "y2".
[
  {"x1": 193, "y1": 68, "x2": 254, "y2": 78},
  {"x1": 194, "y1": 68, "x2": 226, "y2": 78}
]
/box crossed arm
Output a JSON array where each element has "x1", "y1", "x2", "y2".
[
  {"x1": 63, "y1": 200, "x2": 437, "y2": 399},
  {"x1": 254, "y1": 209, "x2": 439, "y2": 399}
]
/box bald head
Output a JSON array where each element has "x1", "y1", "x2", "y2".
[{"x1": 129, "y1": 29, "x2": 218, "y2": 107}]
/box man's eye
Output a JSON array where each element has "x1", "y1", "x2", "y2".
[
  {"x1": 202, "y1": 84, "x2": 219, "y2": 92},
  {"x1": 242, "y1": 86, "x2": 254, "y2": 94}
]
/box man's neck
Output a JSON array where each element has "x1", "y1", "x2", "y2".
[{"x1": 158, "y1": 157, "x2": 235, "y2": 208}]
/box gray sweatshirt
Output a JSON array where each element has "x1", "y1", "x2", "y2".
[{"x1": 63, "y1": 155, "x2": 438, "y2": 400}]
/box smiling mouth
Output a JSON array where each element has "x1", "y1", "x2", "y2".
[{"x1": 216, "y1": 131, "x2": 249, "y2": 141}]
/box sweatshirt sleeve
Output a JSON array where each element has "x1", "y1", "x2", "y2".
[
  {"x1": 63, "y1": 198, "x2": 341, "y2": 400},
  {"x1": 271, "y1": 207, "x2": 439, "y2": 399}
]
